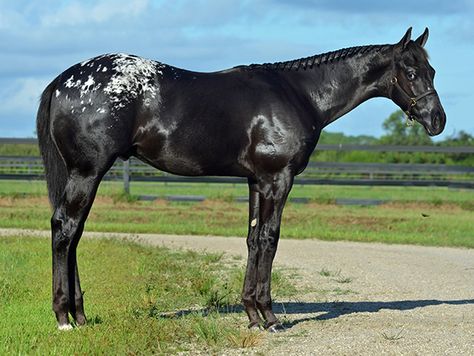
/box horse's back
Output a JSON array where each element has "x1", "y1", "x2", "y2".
[
  {"x1": 47, "y1": 53, "x2": 315, "y2": 177},
  {"x1": 134, "y1": 66, "x2": 313, "y2": 177}
]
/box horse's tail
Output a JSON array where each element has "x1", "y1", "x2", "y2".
[{"x1": 37, "y1": 77, "x2": 67, "y2": 210}]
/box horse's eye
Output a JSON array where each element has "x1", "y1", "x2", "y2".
[{"x1": 407, "y1": 72, "x2": 416, "y2": 81}]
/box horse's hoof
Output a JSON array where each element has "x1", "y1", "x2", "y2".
[
  {"x1": 58, "y1": 323, "x2": 73, "y2": 331},
  {"x1": 266, "y1": 322, "x2": 285, "y2": 333},
  {"x1": 75, "y1": 314, "x2": 87, "y2": 326},
  {"x1": 247, "y1": 321, "x2": 264, "y2": 330}
]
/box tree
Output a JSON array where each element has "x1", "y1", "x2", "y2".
[
  {"x1": 380, "y1": 110, "x2": 433, "y2": 146},
  {"x1": 439, "y1": 130, "x2": 474, "y2": 164},
  {"x1": 440, "y1": 130, "x2": 474, "y2": 146}
]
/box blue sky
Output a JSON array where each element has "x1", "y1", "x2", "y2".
[{"x1": 0, "y1": 0, "x2": 473, "y2": 139}]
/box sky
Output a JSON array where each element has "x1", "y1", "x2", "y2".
[{"x1": 0, "y1": 0, "x2": 473, "y2": 139}]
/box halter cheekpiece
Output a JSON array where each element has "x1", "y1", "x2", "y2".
[{"x1": 389, "y1": 74, "x2": 436, "y2": 126}]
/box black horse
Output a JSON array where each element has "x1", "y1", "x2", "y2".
[{"x1": 37, "y1": 28, "x2": 446, "y2": 331}]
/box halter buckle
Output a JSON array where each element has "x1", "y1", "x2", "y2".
[
  {"x1": 390, "y1": 77, "x2": 398, "y2": 85},
  {"x1": 410, "y1": 98, "x2": 417, "y2": 107},
  {"x1": 404, "y1": 112, "x2": 415, "y2": 127}
]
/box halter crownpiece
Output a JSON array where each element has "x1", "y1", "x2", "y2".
[{"x1": 390, "y1": 76, "x2": 436, "y2": 126}]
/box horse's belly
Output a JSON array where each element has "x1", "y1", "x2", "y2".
[{"x1": 135, "y1": 140, "x2": 248, "y2": 177}]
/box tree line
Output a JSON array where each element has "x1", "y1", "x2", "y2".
[{"x1": 317, "y1": 110, "x2": 473, "y2": 165}]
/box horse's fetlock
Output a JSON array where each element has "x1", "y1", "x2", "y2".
[{"x1": 53, "y1": 293, "x2": 68, "y2": 314}]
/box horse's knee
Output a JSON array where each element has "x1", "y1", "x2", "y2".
[
  {"x1": 259, "y1": 234, "x2": 279, "y2": 252},
  {"x1": 246, "y1": 236, "x2": 258, "y2": 250},
  {"x1": 51, "y1": 210, "x2": 78, "y2": 250}
]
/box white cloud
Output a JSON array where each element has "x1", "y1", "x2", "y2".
[
  {"x1": 0, "y1": 77, "x2": 50, "y2": 136},
  {"x1": 0, "y1": 77, "x2": 49, "y2": 114},
  {"x1": 40, "y1": 0, "x2": 149, "y2": 27}
]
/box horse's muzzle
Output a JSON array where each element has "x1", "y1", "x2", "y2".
[{"x1": 424, "y1": 110, "x2": 446, "y2": 136}]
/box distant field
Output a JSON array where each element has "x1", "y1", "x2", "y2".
[
  {"x1": 1, "y1": 180, "x2": 474, "y2": 204},
  {"x1": 0, "y1": 180, "x2": 472, "y2": 248}
]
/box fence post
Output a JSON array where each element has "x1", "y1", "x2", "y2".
[{"x1": 123, "y1": 159, "x2": 130, "y2": 194}]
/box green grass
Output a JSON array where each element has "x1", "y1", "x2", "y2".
[
  {"x1": 1, "y1": 180, "x2": 474, "y2": 205},
  {"x1": 0, "y1": 236, "x2": 297, "y2": 354},
  {"x1": 0, "y1": 181, "x2": 473, "y2": 248}
]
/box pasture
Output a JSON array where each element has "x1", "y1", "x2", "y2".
[
  {"x1": 0, "y1": 180, "x2": 473, "y2": 247},
  {"x1": 1, "y1": 180, "x2": 473, "y2": 354}
]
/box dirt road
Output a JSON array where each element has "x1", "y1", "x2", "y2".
[{"x1": 3, "y1": 228, "x2": 473, "y2": 355}]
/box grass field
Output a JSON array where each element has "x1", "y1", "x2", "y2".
[
  {"x1": 2, "y1": 180, "x2": 474, "y2": 204},
  {"x1": 0, "y1": 180, "x2": 472, "y2": 353},
  {"x1": 0, "y1": 236, "x2": 300, "y2": 354},
  {"x1": 0, "y1": 180, "x2": 473, "y2": 248}
]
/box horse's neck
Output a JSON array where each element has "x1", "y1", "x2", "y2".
[{"x1": 290, "y1": 47, "x2": 393, "y2": 127}]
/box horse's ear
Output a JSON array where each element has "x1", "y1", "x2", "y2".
[
  {"x1": 415, "y1": 27, "x2": 429, "y2": 47},
  {"x1": 396, "y1": 27, "x2": 412, "y2": 50}
]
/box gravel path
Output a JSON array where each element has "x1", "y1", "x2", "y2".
[{"x1": 2, "y1": 228, "x2": 473, "y2": 355}]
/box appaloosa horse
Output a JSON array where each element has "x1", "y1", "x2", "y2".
[{"x1": 37, "y1": 28, "x2": 446, "y2": 331}]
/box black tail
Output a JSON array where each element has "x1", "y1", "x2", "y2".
[{"x1": 37, "y1": 77, "x2": 67, "y2": 210}]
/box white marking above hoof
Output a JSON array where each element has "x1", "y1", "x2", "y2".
[
  {"x1": 58, "y1": 323, "x2": 73, "y2": 331},
  {"x1": 267, "y1": 325, "x2": 279, "y2": 333},
  {"x1": 251, "y1": 218, "x2": 257, "y2": 227}
]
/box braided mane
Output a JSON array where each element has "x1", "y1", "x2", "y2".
[{"x1": 243, "y1": 44, "x2": 390, "y2": 71}]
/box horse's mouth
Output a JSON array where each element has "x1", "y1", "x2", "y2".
[{"x1": 422, "y1": 122, "x2": 438, "y2": 136}]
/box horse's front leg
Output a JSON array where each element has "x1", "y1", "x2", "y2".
[
  {"x1": 242, "y1": 183, "x2": 264, "y2": 328},
  {"x1": 255, "y1": 170, "x2": 293, "y2": 331}
]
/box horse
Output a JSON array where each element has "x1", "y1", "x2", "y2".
[{"x1": 37, "y1": 27, "x2": 446, "y2": 331}]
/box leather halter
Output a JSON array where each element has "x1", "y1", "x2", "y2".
[{"x1": 389, "y1": 76, "x2": 437, "y2": 126}]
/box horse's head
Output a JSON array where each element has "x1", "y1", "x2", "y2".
[{"x1": 389, "y1": 27, "x2": 446, "y2": 136}]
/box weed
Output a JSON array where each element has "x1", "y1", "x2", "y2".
[
  {"x1": 193, "y1": 317, "x2": 223, "y2": 347},
  {"x1": 112, "y1": 191, "x2": 138, "y2": 203},
  {"x1": 381, "y1": 328, "x2": 404, "y2": 341},
  {"x1": 430, "y1": 198, "x2": 443, "y2": 206},
  {"x1": 216, "y1": 191, "x2": 236, "y2": 203},
  {"x1": 319, "y1": 268, "x2": 340, "y2": 277},
  {"x1": 331, "y1": 288, "x2": 356, "y2": 296},
  {"x1": 227, "y1": 329, "x2": 264, "y2": 348},
  {"x1": 203, "y1": 252, "x2": 225, "y2": 264},
  {"x1": 460, "y1": 201, "x2": 474, "y2": 211},
  {"x1": 334, "y1": 276, "x2": 353, "y2": 284},
  {"x1": 205, "y1": 287, "x2": 232, "y2": 311}
]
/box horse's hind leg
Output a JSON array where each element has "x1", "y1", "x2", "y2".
[
  {"x1": 70, "y1": 229, "x2": 86, "y2": 325},
  {"x1": 51, "y1": 168, "x2": 107, "y2": 329}
]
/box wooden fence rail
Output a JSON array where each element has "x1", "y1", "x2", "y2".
[
  {"x1": 1, "y1": 138, "x2": 473, "y2": 188},
  {"x1": 0, "y1": 155, "x2": 473, "y2": 189}
]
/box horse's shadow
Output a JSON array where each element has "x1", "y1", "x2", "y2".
[{"x1": 159, "y1": 299, "x2": 474, "y2": 329}]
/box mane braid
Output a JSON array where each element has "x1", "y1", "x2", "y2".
[{"x1": 247, "y1": 44, "x2": 388, "y2": 71}]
